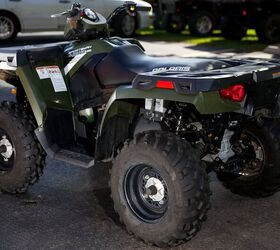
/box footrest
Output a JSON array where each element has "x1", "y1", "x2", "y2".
[{"x1": 54, "y1": 149, "x2": 95, "y2": 168}]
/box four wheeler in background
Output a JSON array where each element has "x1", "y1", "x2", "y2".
[
  {"x1": 1, "y1": 1, "x2": 280, "y2": 248},
  {"x1": 0, "y1": 0, "x2": 153, "y2": 42},
  {"x1": 152, "y1": 0, "x2": 280, "y2": 44}
]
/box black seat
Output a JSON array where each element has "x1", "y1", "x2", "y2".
[{"x1": 96, "y1": 45, "x2": 231, "y2": 87}]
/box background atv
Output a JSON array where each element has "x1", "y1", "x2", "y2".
[{"x1": 1, "y1": 2, "x2": 280, "y2": 248}]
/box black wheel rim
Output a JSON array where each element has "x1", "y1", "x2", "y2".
[
  {"x1": 124, "y1": 164, "x2": 169, "y2": 223},
  {"x1": 0, "y1": 128, "x2": 15, "y2": 174},
  {"x1": 231, "y1": 131, "x2": 265, "y2": 179},
  {"x1": 196, "y1": 16, "x2": 212, "y2": 35},
  {"x1": 267, "y1": 20, "x2": 280, "y2": 42}
]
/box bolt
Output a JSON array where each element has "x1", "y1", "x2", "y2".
[
  {"x1": 159, "y1": 200, "x2": 164, "y2": 205},
  {"x1": 144, "y1": 175, "x2": 150, "y2": 180},
  {"x1": 143, "y1": 194, "x2": 149, "y2": 199}
]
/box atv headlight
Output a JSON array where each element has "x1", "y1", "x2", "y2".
[
  {"x1": 126, "y1": 2, "x2": 137, "y2": 14},
  {"x1": 129, "y1": 4, "x2": 136, "y2": 12}
]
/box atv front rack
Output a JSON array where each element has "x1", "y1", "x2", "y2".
[
  {"x1": 132, "y1": 59, "x2": 280, "y2": 94},
  {"x1": 0, "y1": 42, "x2": 70, "y2": 68}
]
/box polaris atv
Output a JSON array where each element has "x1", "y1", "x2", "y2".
[{"x1": 1, "y1": 2, "x2": 280, "y2": 247}]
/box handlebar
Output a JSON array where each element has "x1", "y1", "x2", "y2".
[
  {"x1": 51, "y1": 2, "x2": 81, "y2": 19},
  {"x1": 51, "y1": 1, "x2": 137, "y2": 21}
]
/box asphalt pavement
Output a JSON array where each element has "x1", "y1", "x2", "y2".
[
  {"x1": 1, "y1": 160, "x2": 280, "y2": 250},
  {"x1": 0, "y1": 32, "x2": 280, "y2": 250}
]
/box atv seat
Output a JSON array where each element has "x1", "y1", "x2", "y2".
[{"x1": 96, "y1": 45, "x2": 232, "y2": 87}]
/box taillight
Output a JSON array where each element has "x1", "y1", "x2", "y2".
[
  {"x1": 242, "y1": 9, "x2": 247, "y2": 16},
  {"x1": 156, "y1": 80, "x2": 174, "y2": 89},
  {"x1": 219, "y1": 84, "x2": 246, "y2": 102}
]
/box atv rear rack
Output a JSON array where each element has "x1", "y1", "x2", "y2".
[{"x1": 132, "y1": 59, "x2": 280, "y2": 94}]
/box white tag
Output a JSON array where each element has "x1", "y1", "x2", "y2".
[
  {"x1": 36, "y1": 67, "x2": 49, "y2": 79},
  {"x1": 47, "y1": 66, "x2": 67, "y2": 92},
  {"x1": 145, "y1": 98, "x2": 153, "y2": 110},
  {"x1": 155, "y1": 99, "x2": 164, "y2": 113}
]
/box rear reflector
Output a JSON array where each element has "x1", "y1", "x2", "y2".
[
  {"x1": 219, "y1": 84, "x2": 246, "y2": 102},
  {"x1": 156, "y1": 80, "x2": 174, "y2": 89},
  {"x1": 242, "y1": 10, "x2": 247, "y2": 16}
]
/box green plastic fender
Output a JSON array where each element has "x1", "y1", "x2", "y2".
[{"x1": 98, "y1": 85, "x2": 243, "y2": 136}]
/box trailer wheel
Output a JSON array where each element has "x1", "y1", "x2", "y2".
[
  {"x1": 110, "y1": 131, "x2": 210, "y2": 247},
  {"x1": 217, "y1": 121, "x2": 280, "y2": 198},
  {"x1": 221, "y1": 20, "x2": 247, "y2": 40},
  {"x1": 256, "y1": 14, "x2": 280, "y2": 44},
  {"x1": 0, "y1": 12, "x2": 19, "y2": 42},
  {"x1": 189, "y1": 11, "x2": 214, "y2": 36},
  {"x1": 166, "y1": 14, "x2": 186, "y2": 33},
  {"x1": 0, "y1": 102, "x2": 45, "y2": 194}
]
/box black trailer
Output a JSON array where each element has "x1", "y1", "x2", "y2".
[{"x1": 151, "y1": 0, "x2": 280, "y2": 43}]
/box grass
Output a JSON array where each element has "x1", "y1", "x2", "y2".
[{"x1": 137, "y1": 28, "x2": 266, "y2": 53}]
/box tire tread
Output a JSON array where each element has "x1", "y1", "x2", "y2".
[{"x1": 0, "y1": 101, "x2": 46, "y2": 194}]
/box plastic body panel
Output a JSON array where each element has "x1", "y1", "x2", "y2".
[{"x1": 16, "y1": 51, "x2": 73, "y2": 127}]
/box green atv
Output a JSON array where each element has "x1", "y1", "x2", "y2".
[{"x1": 1, "y1": 2, "x2": 280, "y2": 247}]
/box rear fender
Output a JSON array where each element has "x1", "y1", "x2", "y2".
[
  {"x1": 95, "y1": 85, "x2": 242, "y2": 161},
  {"x1": 99, "y1": 85, "x2": 242, "y2": 132}
]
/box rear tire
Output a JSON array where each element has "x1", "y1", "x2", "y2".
[
  {"x1": 217, "y1": 121, "x2": 280, "y2": 198},
  {"x1": 256, "y1": 14, "x2": 280, "y2": 44},
  {"x1": 0, "y1": 102, "x2": 45, "y2": 194},
  {"x1": 189, "y1": 11, "x2": 214, "y2": 36},
  {"x1": 110, "y1": 131, "x2": 210, "y2": 247},
  {"x1": 0, "y1": 12, "x2": 19, "y2": 43}
]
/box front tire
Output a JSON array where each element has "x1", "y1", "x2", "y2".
[
  {"x1": 0, "y1": 102, "x2": 45, "y2": 194},
  {"x1": 110, "y1": 131, "x2": 210, "y2": 247},
  {"x1": 217, "y1": 121, "x2": 280, "y2": 198},
  {"x1": 114, "y1": 11, "x2": 136, "y2": 38}
]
